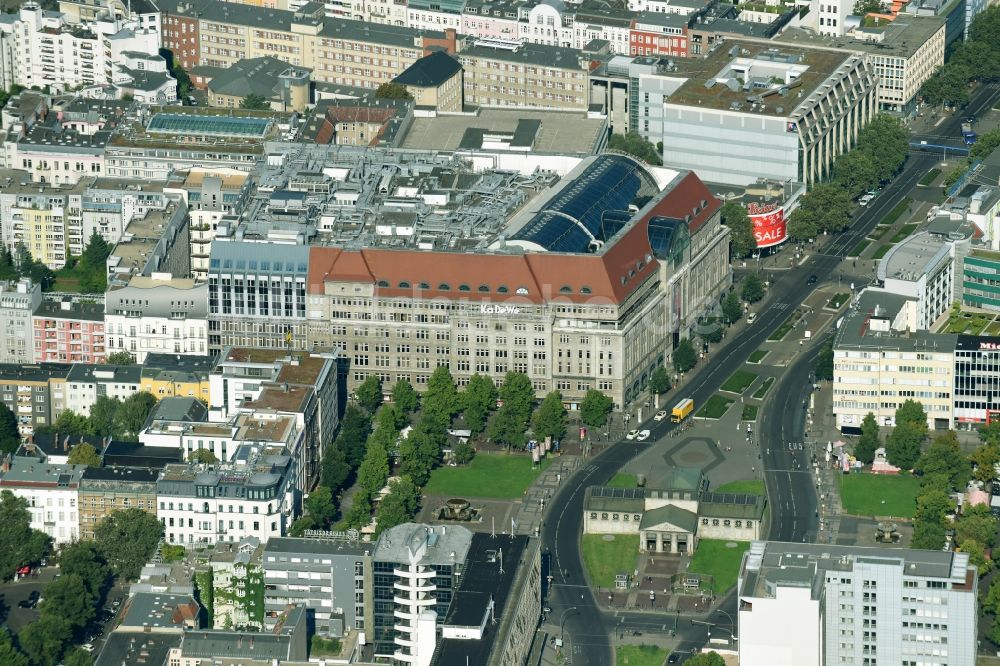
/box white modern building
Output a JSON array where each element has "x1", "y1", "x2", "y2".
[
  {"x1": 0, "y1": 453, "x2": 84, "y2": 544},
  {"x1": 875, "y1": 230, "x2": 957, "y2": 332},
  {"x1": 156, "y1": 449, "x2": 296, "y2": 546},
  {"x1": 104, "y1": 275, "x2": 209, "y2": 363},
  {"x1": 0, "y1": 278, "x2": 41, "y2": 364},
  {"x1": 64, "y1": 363, "x2": 142, "y2": 415},
  {"x1": 738, "y1": 541, "x2": 979, "y2": 666}
]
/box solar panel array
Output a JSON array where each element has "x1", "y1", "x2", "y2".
[{"x1": 146, "y1": 113, "x2": 272, "y2": 138}]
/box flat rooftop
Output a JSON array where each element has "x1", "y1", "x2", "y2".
[
  {"x1": 95, "y1": 632, "x2": 181, "y2": 666},
  {"x1": 400, "y1": 108, "x2": 605, "y2": 155},
  {"x1": 775, "y1": 15, "x2": 946, "y2": 58},
  {"x1": 877, "y1": 231, "x2": 951, "y2": 282},
  {"x1": 666, "y1": 41, "x2": 852, "y2": 116},
  {"x1": 147, "y1": 113, "x2": 273, "y2": 138},
  {"x1": 263, "y1": 536, "x2": 372, "y2": 558}
]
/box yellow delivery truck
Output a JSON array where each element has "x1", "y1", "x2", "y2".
[{"x1": 671, "y1": 398, "x2": 694, "y2": 422}]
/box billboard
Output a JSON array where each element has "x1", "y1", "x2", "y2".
[{"x1": 747, "y1": 202, "x2": 787, "y2": 249}]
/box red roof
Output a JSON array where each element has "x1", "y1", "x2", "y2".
[{"x1": 639, "y1": 171, "x2": 721, "y2": 235}]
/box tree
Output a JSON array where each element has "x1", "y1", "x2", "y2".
[
  {"x1": 983, "y1": 574, "x2": 1000, "y2": 615},
  {"x1": 375, "y1": 477, "x2": 420, "y2": 536},
  {"x1": 915, "y1": 431, "x2": 970, "y2": 492},
  {"x1": 989, "y1": 614, "x2": 1000, "y2": 647},
  {"x1": 833, "y1": 148, "x2": 879, "y2": 200},
  {"x1": 895, "y1": 399, "x2": 928, "y2": 433},
  {"x1": 853, "y1": 0, "x2": 885, "y2": 13},
  {"x1": 334, "y1": 404, "x2": 372, "y2": 468},
  {"x1": 673, "y1": 337, "x2": 697, "y2": 374},
  {"x1": 488, "y1": 404, "x2": 529, "y2": 451},
  {"x1": 160, "y1": 48, "x2": 192, "y2": 97},
  {"x1": 88, "y1": 396, "x2": 120, "y2": 438},
  {"x1": 607, "y1": 132, "x2": 662, "y2": 166},
  {"x1": 684, "y1": 653, "x2": 726, "y2": 666},
  {"x1": 189, "y1": 448, "x2": 219, "y2": 464},
  {"x1": 37, "y1": 409, "x2": 89, "y2": 437},
  {"x1": 795, "y1": 183, "x2": 853, "y2": 234},
  {"x1": 320, "y1": 444, "x2": 351, "y2": 494},
  {"x1": 57, "y1": 542, "x2": 110, "y2": 602},
  {"x1": 814, "y1": 340, "x2": 834, "y2": 381},
  {"x1": 971, "y1": 128, "x2": 1000, "y2": 163},
  {"x1": 39, "y1": 574, "x2": 95, "y2": 630},
  {"x1": 720, "y1": 202, "x2": 754, "y2": 259},
  {"x1": 0, "y1": 245, "x2": 18, "y2": 282},
  {"x1": 239, "y1": 93, "x2": 270, "y2": 110},
  {"x1": 911, "y1": 489, "x2": 952, "y2": 550},
  {"x1": 0, "y1": 490, "x2": 47, "y2": 581},
  {"x1": 959, "y1": 538, "x2": 992, "y2": 574},
  {"x1": 741, "y1": 274, "x2": 765, "y2": 304},
  {"x1": 955, "y1": 503, "x2": 997, "y2": 548},
  {"x1": 886, "y1": 420, "x2": 925, "y2": 470},
  {"x1": 374, "y1": 82, "x2": 413, "y2": 100},
  {"x1": 721, "y1": 291, "x2": 742, "y2": 325},
  {"x1": 498, "y1": 371, "x2": 534, "y2": 425},
  {"x1": 855, "y1": 413, "x2": 880, "y2": 465},
  {"x1": 788, "y1": 207, "x2": 819, "y2": 242},
  {"x1": 391, "y1": 379, "x2": 420, "y2": 413},
  {"x1": 0, "y1": 628, "x2": 28, "y2": 666},
  {"x1": 76, "y1": 232, "x2": 112, "y2": 293},
  {"x1": 647, "y1": 365, "x2": 670, "y2": 395},
  {"x1": 61, "y1": 649, "x2": 94, "y2": 666},
  {"x1": 93, "y1": 508, "x2": 164, "y2": 581},
  {"x1": 580, "y1": 390, "x2": 613, "y2": 428},
  {"x1": 532, "y1": 391, "x2": 567, "y2": 442},
  {"x1": 355, "y1": 376, "x2": 383, "y2": 414},
  {"x1": 971, "y1": 442, "x2": 1000, "y2": 484},
  {"x1": 452, "y1": 439, "x2": 475, "y2": 465},
  {"x1": 342, "y1": 494, "x2": 372, "y2": 530},
  {"x1": 115, "y1": 392, "x2": 157, "y2": 439},
  {"x1": 857, "y1": 114, "x2": 910, "y2": 182},
  {"x1": 461, "y1": 373, "x2": 497, "y2": 436},
  {"x1": 357, "y1": 440, "x2": 390, "y2": 498},
  {"x1": 303, "y1": 486, "x2": 337, "y2": 528},
  {"x1": 424, "y1": 366, "x2": 459, "y2": 426},
  {"x1": 18, "y1": 615, "x2": 71, "y2": 666},
  {"x1": 105, "y1": 351, "x2": 136, "y2": 365},
  {"x1": 0, "y1": 401, "x2": 19, "y2": 455},
  {"x1": 67, "y1": 443, "x2": 101, "y2": 467}
]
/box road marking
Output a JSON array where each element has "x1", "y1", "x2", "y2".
[{"x1": 934, "y1": 116, "x2": 946, "y2": 127}]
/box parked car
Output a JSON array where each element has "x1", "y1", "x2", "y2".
[
  {"x1": 746, "y1": 312, "x2": 757, "y2": 324},
  {"x1": 626, "y1": 429, "x2": 639, "y2": 440},
  {"x1": 858, "y1": 194, "x2": 875, "y2": 207},
  {"x1": 17, "y1": 599, "x2": 32, "y2": 609},
  {"x1": 637, "y1": 430, "x2": 651, "y2": 441},
  {"x1": 82, "y1": 643, "x2": 95, "y2": 653},
  {"x1": 654, "y1": 410, "x2": 668, "y2": 421}
]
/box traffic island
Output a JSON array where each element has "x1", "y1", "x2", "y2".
[
  {"x1": 719, "y1": 370, "x2": 758, "y2": 394},
  {"x1": 695, "y1": 395, "x2": 735, "y2": 419}
]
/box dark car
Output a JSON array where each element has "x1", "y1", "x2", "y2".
[
  {"x1": 667, "y1": 654, "x2": 681, "y2": 664},
  {"x1": 807, "y1": 275, "x2": 818, "y2": 285},
  {"x1": 17, "y1": 599, "x2": 32, "y2": 609}
]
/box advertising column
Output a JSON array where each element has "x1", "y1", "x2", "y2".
[{"x1": 748, "y1": 202, "x2": 788, "y2": 249}]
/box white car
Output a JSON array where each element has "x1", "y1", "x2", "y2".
[
  {"x1": 654, "y1": 410, "x2": 668, "y2": 422},
  {"x1": 746, "y1": 312, "x2": 757, "y2": 325},
  {"x1": 637, "y1": 430, "x2": 651, "y2": 441},
  {"x1": 626, "y1": 429, "x2": 640, "y2": 440},
  {"x1": 82, "y1": 643, "x2": 95, "y2": 653}
]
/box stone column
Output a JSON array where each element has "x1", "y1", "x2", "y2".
[{"x1": 671, "y1": 532, "x2": 678, "y2": 554}]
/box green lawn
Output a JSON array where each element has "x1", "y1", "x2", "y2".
[
  {"x1": 919, "y1": 168, "x2": 941, "y2": 186},
  {"x1": 825, "y1": 293, "x2": 850, "y2": 309},
  {"x1": 52, "y1": 276, "x2": 84, "y2": 293},
  {"x1": 741, "y1": 404, "x2": 759, "y2": 421},
  {"x1": 838, "y1": 473, "x2": 920, "y2": 518},
  {"x1": 880, "y1": 198, "x2": 911, "y2": 227},
  {"x1": 888, "y1": 223, "x2": 919, "y2": 244},
  {"x1": 696, "y1": 394, "x2": 734, "y2": 419},
  {"x1": 747, "y1": 349, "x2": 769, "y2": 364},
  {"x1": 617, "y1": 645, "x2": 668, "y2": 666},
  {"x1": 867, "y1": 225, "x2": 890, "y2": 241},
  {"x1": 768, "y1": 310, "x2": 802, "y2": 341},
  {"x1": 714, "y1": 479, "x2": 765, "y2": 495},
  {"x1": 938, "y1": 309, "x2": 993, "y2": 335},
  {"x1": 872, "y1": 244, "x2": 893, "y2": 260},
  {"x1": 689, "y1": 539, "x2": 751, "y2": 595},
  {"x1": 581, "y1": 534, "x2": 640, "y2": 588},
  {"x1": 850, "y1": 239, "x2": 870, "y2": 257},
  {"x1": 720, "y1": 370, "x2": 758, "y2": 394},
  {"x1": 607, "y1": 473, "x2": 637, "y2": 488},
  {"x1": 424, "y1": 455, "x2": 552, "y2": 499},
  {"x1": 751, "y1": 377, "x2": 775, "y2": 399}
]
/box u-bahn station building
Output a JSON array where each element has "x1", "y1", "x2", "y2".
[{"x1": 208, "y1": 146, "x2": 732, "y2": 408}]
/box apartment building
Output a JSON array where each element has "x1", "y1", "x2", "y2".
[
  {"x1": 198, "y1": 537, "x2": 266, "y2": 631},
  {"x1": 629, "y1": 11, "x2": 688, "y2": 56},
  {"x1": 0, "y1": 177, "x2": 91, "y2": 270},
  {"x1": 262, "y1": 536, "x2": 372, "y2": 636},
  {"x1": 0, "y1": 362, "x2": 71, "y2": 436},
  {"x1": 876, "y1": 229, "x2": 961, "y2": 331},
  {"x1": 64, "y1": 363, "x2": 142, "y2": 415},
  {"x1": 141, "y1": 353, "x2": 215, "y2": 401},
  {"x1": 32, "y1": 299, "x2": 106, "y2": 364},
  {"x1": 458, "y1": 40, "x2": 590, "y2": 111},
  {"x1": 738, "y1": 541, "x2": 978, "y2": 666},
  {"x1": 0, "y1": 453, "x2": 84, "y2": 543},
  {"x1": 105, "y1": 276, "x2": 209, "y2": 363},
  {"x1": 0, "y1": 278, "x2": 41, "y2": 364},
  {"x1": 165, "y1": 168, "x2": 253, "y2": 281},
  {"x1": 78, "y1": 466, "x2": 158, "y2": 540},
  {"x1": 156, "y1": 449, "x2": 296, "y2": 546}
]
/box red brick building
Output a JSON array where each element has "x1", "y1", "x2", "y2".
[
  {"x1": 630, "y1": 12, "x2": 689, "y2": 57},
  {"x1": 32, "y1": 300, "x2": 106, "y2": 364}
]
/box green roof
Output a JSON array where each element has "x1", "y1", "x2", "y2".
[
  {"x1": 699, "y1": 492, "x2": 766, "y2": 520},
  {"x1": 639, "y1": 504, "x2": 698, "y2": 533}
]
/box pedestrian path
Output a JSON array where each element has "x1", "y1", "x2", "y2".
[{"x1": 513, "y1": 454, "x2": 584, "y2": 536}]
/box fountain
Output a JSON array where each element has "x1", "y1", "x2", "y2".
[{"x1": 437, "y1": 498, "x2": 480, "y2": 522}]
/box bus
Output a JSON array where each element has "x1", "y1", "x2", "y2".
[{"x1": 671, "y1": 398, "x2": 694, "y2": 422}]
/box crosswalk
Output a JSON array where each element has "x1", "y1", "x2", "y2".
[{"x1": 772, "y1": 302, "x2": 791, "y2": 311}]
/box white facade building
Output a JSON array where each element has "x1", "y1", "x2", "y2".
[
  {"x1": 739, "y1": 541, "x2": 979, "y2": 666},
  {"x1": 875, "y1": 231, "x2": 956, "y2": 332},
  {"x1": 156, "y1": 449, "x2": 296, "y2": 546},
  {"x1": 64, "y1": 363, "x2": 142, "y2": 415},
  {"x1": 0, "y1": 455, "x2": 84, "y2": 544},
  {"x1": 104, "y1": 275, "x2": 209, "y2": 363},
  {"x1": 0, "y1": 278, "x2": 41, "y2": 364}
]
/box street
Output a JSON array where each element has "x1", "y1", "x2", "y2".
[{"x1": 540, "y1": 82, "x2": 1000, "y2": 665}]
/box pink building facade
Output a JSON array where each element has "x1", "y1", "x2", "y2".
[{"x1": 32, "y1": 300, "x2": 106, "y2": 363}]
